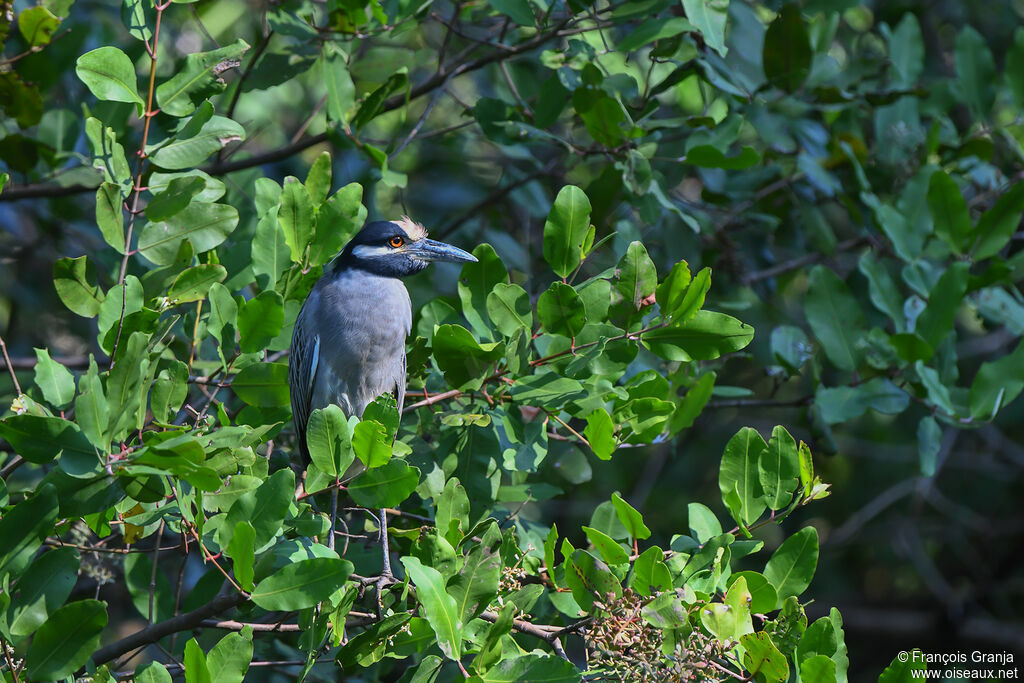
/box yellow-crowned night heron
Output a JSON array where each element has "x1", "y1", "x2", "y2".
[{"x1": 288, "y1": 217, "x2": 476, "y2": 571}]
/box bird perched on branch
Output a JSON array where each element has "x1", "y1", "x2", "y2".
[
  {"x1": 288, "y1": 217, "x2": 476, "y2": 573},
  {"x1": 289, "y1": 217, "x2": 477, "y2": 458}
]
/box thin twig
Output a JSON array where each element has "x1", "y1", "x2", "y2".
[{"x1": 0, "y1": 333, "x2": 23, "y2": 395}]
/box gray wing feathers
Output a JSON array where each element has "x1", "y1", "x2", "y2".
[{"x1": 289, "y1": 311, "x2": 318, "y2": 461}]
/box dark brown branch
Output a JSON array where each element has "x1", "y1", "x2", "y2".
[
  {"x1": 91, "y1": 590, "x2": 248, "y2": 665},
  {"x1": 741, "y1": 237, "x2": 869, "y2": 286}
]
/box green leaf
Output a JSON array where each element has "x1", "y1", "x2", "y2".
[
  {"x1": 145, "y1": 176, "x2": 206, "y2": 222},
  {"x1": 348, "y1": 459, "x2": 420, "y2": 508},
  {"x1": 741, "y1": 631, "x2": 790, "y2": 683},
  {"x1": 206, "y1": 628, "x2": 254, "y2": 683},
  {"x1": 805, "y1": 265, "x2": 866, "y2": 371},
  {"x1": 54, "y1": 255, "x2": 104, "y2": 318},
  {"x1": 458, "y1": 243, "x2": 509, "y2": 339},
  {"x1": 729, "y1": 571, "x2": 779, "y2": 615},
  {"x1": 879, "y1": 650, "x2": 926, "y2": 683},
  {"x1": 581, "y1": 526, "x2": 629, "y2": 565},
  {"x1": 509, "y1": 373, "x2": 586, "y2": 408},
  {"x1": 1008, "y1": 28, "x2": 1024, "y2": 109},
  {"x1": 763, "y1": 4, "x2": 811, "y2": 92},
  {"x1": 307, "y1": 405, "x2": 354, "y2": 479},
  {"x1": 250, "y1": 557, "x2": 353, "y2": 611},
  {"x1": 156, "y1": 39, "x2": 250, "y2": 117},
  {"x1": 671, "y1": 371, "x2": 715, "y2": 434},
  {"x1": 75, "y1": 46, "x2": 143, "y2": 111},
  {"x1": 477, "y1": 654, "x2": 581, "y2": 682},
  {"x1": 32, "y1": 348, "x2": 75, "y2": 408},
  {"x1": 583, "y1": 409, "x2": 616, "y2": 460},
  {"x1": 955, "y1": 26, "x2": 995, "y2": 119},
  {"x1": 643, "y1": 310, "x2": 754, "y2": 361},
  {"x1": 352, "y1": 69, "x2": 408, "y2": 130},
  {"x1": 18, "y1": 6, "x2": 60, "y2": 46},
  {"x1": 486, "y1": 283, "x2": 533, "y2": 336},
  {"x1": 0, "y1": 484, "x2": 58, "y2": 579},
  {"x1": 431, "y1": 324, "x2": 505, "y2": 391},
  {"x1": 125, "y1": 552, "x2": 174, "y2": 622},
  {"x1": 184, "y1": 638, "x2": 212, "y2": 683},
  {"x1": 225, "y1": 521, "x2": 255, "y2": 592},
  {"x1": 760, "y1": 426, "x2": 800, "y2": 511},
  {"x1": 800, "y1": 655, "x2": 837, "y2": 683},
  {"x1": 543, "y1": 185, "x2": 592, "y2": 278},
  {"x1": 969, "y1": 339, "x2": 1024, "y2": 418},
  {"x1": 815, "y1": 378, "x2": 909, "y2": 424},
  {"x1": 657, "y1": 262, "x2": 709, "y2": 321},
  {"x1": 353, "y1": 419, "x2": 391, "y2": 468},
  {"x1": 8, "y1": 546, "x2": 79, "y2": 637},
  {"x1": 927, "y1": 170, "x2": 971, "y2": 255},
  {"x1": 914, "y1": 262, "x2": 968, "y2": 350},
  {"x1": 434, "y1": 478, "x2": 470, "y2": 545},
  {"x1": 682, "y1": 0, "x2": 729, "y2": 57},
  {"x1": 305, "y1": 150, "x2": 332, "y2": 205},
  {"x1": 237, "y1": 290, "x2": 284, "y2": 353},
  {"x1": 537, "y1": 282, "x2": 585, "y2": 338},
  {"x1": 486, "y1": 0, "x2": 534, "y2": 27},
  {"x1": 763, "y1": 526, "x2": 818, "y2": 608},
  {"x1": 167, "y1": 264, "x2": 227, "y2": 304},
  {"x1": 25, "y1": 599, "x2": 107, "y2": 681},
  {"x1": 685, "y1": 145, "x2": 760, "y2": 169},
  {"x1": 76, "y1": 360, "x2": 109, "y2": 447},
  {"x1": 610, "y1": 491, "x2": 650, "y2": 540},
  {"x1": 323, "y1": 43, "x2": 355, "y2": 124},
  {"x1": 701, "y1": 575, "x2": 754, "y2": 643},
  {"x1": 221, "y1": 468, "x2": 294, "y2": 550},
  {"x1": 251, "y1": 212, "x2": 290, "y2": 289},
  {"x1": 138, "y1": 202, "x2": 238, "y2": 265},
  {"x1": 0, "y1": 414, "x2": 95, "y2": 465},
  {"x1": 231, "y1": 362, "x2": 290, "y2": 407},
  {"x1": 136, "y1": 662, "x2": 173, "y2": 683},
  {"x1": 720, "y1": 427, "x2": 768, "y2": 525},
  {"x1": 857, "y1": 251, "x2": 904, "y2": 332},
  {"x1": 279, "y1": 176, "x2": 315, "y2": 264},
  {"x1": 448, "y1": 527, "x2": 502, "y2": 621},
  {"x1": 401, "y1": 556, "x2": 463, "y2": 660},
  {"x1": 617, "y1": 16, "x2": 695, "y2": 52},
  {"x1": 96, "y1": 182, "x2": 126, "y2": 253},
  {"x1": 971, "y1": 183, "x2": 1024, "y2": 260},
  {"x1": 309, "y1": 182, "x2": 365, "y2": 266},
  {"x1": 614, "y1": 241, "x2": 657, "y2": 311},
  {"x1": 148, "y1": 115, "x2": 245, "y2": 170},
  {"x1": 631, "y1": 546, "x2": 672, "y2": 596},
  {"x1": 565, "y1": 549, "x2": 622, "y2": 613}
]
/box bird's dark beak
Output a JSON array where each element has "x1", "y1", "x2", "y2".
[{"x1": 410, "y1": 239, "x2": 478, "y2": 263}]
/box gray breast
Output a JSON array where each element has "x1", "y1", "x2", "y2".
[{"x1": 302, "y1": 269, "x2": 411, "y2": 418}]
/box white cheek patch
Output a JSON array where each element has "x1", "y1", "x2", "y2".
[{"x1": 352, "y1": 244, "x2": 394, "y2": 259}]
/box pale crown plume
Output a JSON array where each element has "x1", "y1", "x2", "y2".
[{"x1": 396, "y1": 216, "x2": 428, "y2": 240}]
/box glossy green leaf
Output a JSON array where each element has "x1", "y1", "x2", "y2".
[
  {"x1": 729, "y1": 571, "x2": 779, "y2": 615},
  {"x1": 543, "y1": 185, "x2": 592, "y2": 278},
  {"x1": 138, "y1": 202, "x2": 238, "y2": 265},
  {"x1": 95, "y1": 181, "x2": 125, "y2": 253},
  {"x1": 251, "y1": 557, "x2": 353, "y2": 610},
  {"x1": 805, "y1": 266, "x2": 865, "y2": 371},
  {"x1": 431, "y1": 324, "x2": 505, "y2": 391},
  {"x1": 682, "y1": 0, "x2": 729, "y2": 57},
  {"x1": 156, "y1": 39, "x2": 250, "y2": 117},
  {"x1": 75, "y1": 46, "x2": 143, "y2": 110},
  {"x1": 168, "y1": 264, "x2": 227, "y2": 304},
  {"x1": 145, "y1": 176, "x2": 206, "y2": 222},
  {"x1": 0, "y1": 414, "x2": 95, "y2": 465},
  {"x1": 927, "y1": 170, "x2": 971, "y2": 254},
  {"x1": 614, "y1": 241, "x2": 657, "y2": 311},
  {"x1": 478, "y1": 654, "x2": 581, "y2": 682},
  {"x1": 610, "y1": 491, "x2": 650, "y2": 540},
  {"x1": 353, "y1": 419, "x2": 391, "y2": 468},
  {"x1": 879, "y1": 650, "x2": 926, "y2": 683},
  {"x1": 401, "y1": 556, "x2": 463, "y2": 660},
  {"x1": 225, "y1": 521, "x2": 256, "y2": 592},
  {"x1": 323, "y1": 43, "x2": 356, "y2": 124},
  {"x1": 644, "y1": 310, "x2": 754, "y2": 361},
  {"x1": 760, "y1": 425, "x2": 800, "y2": 511},
  {"x1": 763, "y1": 4, "x2": 810, "y2": 91},
  {"x1": 279, "y1": 176, "x2": 315, "y2": 264},
  {"x1": 184, "y1": 637, "x2": 212, "y2": 683},
  {"x1": 206, "y1": 627, "x2": 253, "y2": 683},
  {"x1": 741, "y1": 631, "x2": 790, "y2": 683},
  {"x1": 459, "y1": 243, "x2": 508, "y2": 339},
  {"x1": 581, "y1": 525, "x2": 628, "y2": 565},
  {"x1": 971, "y1": 183, "x2": 1024, "y2": 260},
  {"x1": 307, "y1": 405, "x2": 354, "y2": 479},
  {"x1": 221, "y1": 468, "x2": 294, "y2": 549},
  {"x1": 815, "y1": 378, "x2": 909, "y2": 424},
  {"x1": 18, "y1": 6, "x2": 61, "y2": 46},
  {"x1": 764, "y1": 526, "x2": 819, "y2": 607},
  {"x1": 583, "y1": 408, "x2": 615, "y2": 460},
  {"x1": 537, "y1": 281, "x2": 585, "y2": 338},
  {"x1": 348, "y1": 459, "x2": 420, "y2": 508},
  {"x1": 25, "y1": 599, "x2": 107, "y2": 681},
  {"x1": 8, "y1": 546, "x2": 79, "y2": 637},
  {"x1": 237, "y1": 290, "x2": 284, "y2": 353},
  {"x1": 720, "y1": 427, "x2": 768, "y2": 525},
  {"x1": 32, "y1": 348, "x2": 75, "y2": 408},
  {"x1": 486, "y1": 283, "x2": 533, "y2": 336},
  {"x1": 914, "y1": 262, "x2": 968, "y2": 350},
  {"x1": 701, "y1": 575, "x2": 754, "y2": 643},
  {"x1": 231, "y1": 362, "x2": 290, "y2": 407},
  {"x1": 148, "y1": 115, "x2": 245, "y2": 170},
  {"x1": 565, "y1": 549, "x2": 622, "y2": 613},
  {"x1": 53, "y1": 255, "x2": 104, "y2": 318}
]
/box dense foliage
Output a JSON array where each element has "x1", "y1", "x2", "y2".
[{"x1": 1, "y1": 0, "x2": 1023, "y2": 681}]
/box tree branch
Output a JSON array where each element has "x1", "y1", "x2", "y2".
[{"x1": 91, "y1": 590, "x2": 248, "y2": 665}]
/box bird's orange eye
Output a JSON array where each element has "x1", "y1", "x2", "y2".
[{"x1": 389, "y1": 236, "x2": 405, "y2": 248}]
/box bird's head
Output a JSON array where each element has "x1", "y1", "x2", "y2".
[{"x1": 336, "y1": 217, "x2": 477, "y2": 277}]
